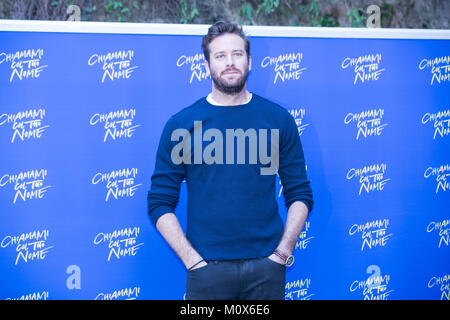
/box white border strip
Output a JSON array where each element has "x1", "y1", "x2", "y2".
[{"x1": 1, "y1": 19, "x2": 449, "y2": 39}]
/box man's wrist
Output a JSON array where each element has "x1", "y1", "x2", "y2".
[
  {"x1": 273, "y1": 249, "x2": 295, "y2": 267},
  {"x1": 268, "y1": 253, "x2": 285, "y2": 265},
  {"x1": 188, "y1": 259, "x2": 206, "y2": 271}
]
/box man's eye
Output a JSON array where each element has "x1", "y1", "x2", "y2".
[
  {"x1": 216, "y1": 55, "x2": 224, "y2": 59},
  {"x1": 235, "y1": 52, "x2": 243, "y2": 56}
]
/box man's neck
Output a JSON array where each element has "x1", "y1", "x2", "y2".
[{"x1": 209, "y1": 86, "x2": 251, "y2": 106}]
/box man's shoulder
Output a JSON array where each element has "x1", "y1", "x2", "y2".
[
  {"x1": 170, "y1": 97, "x2": 206, "y2": 122},
  {"x1": 252, "y1": 93, "x2": 293, "y2": 119},
  {"x1": 253, "y1": 93, "x2": 282, "y2": 107}
]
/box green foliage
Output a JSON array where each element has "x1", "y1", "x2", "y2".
[
  {"x1": 319, "y1": 13, "x2": 339, "y2": 27},
  {"x1": 346, "y1": 7, "x2": 366, "y2": 27},
  {"x1": 380, "y1": 3, "x2": 395, "y2": 28},
  {"x1": 298, "y1": 0, "x2": 339, "y2": 27},
  {"x1": 104, "y1": 0, "x2": 121, "y2": 12},
  {"x1": 1, "y1": 0, "x2": 438, "y2": 29},
  {"x1": 179, "y1": 0, "x2": 199, "y2": 24},
  {"x1": 83, "y1": 4, "x2": 97, "y2": 21},
  {"x1": 256, "y1": 0, "x2": 280, "y2": 15},
  {"x1": 238, "y1": 0, "x2": 280, "y2": 25},
  {"x1": 305, "y1": 0, "x2": 320, "y2": 26},
  {"x1": 239, "y1": 3, "x2": 254, "y2": 25},
  {"x1": 85, "y1": 5, "x2": 97, "y2": 13},
  {"x1": 104, "y1": 0, "x2": 131, "y2": 22}
]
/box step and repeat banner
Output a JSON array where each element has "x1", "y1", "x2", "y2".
[{"x1": 0, "y1": 22, "x2": 449, "y2": 300}]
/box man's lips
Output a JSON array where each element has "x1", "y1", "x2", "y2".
[{"x1": 222, "y1": 69, "x2": 240, "y2": 75}]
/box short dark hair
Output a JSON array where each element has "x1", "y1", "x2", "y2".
[{"x1": 202, "y1": 21, "x2": 250, "y2": 63}]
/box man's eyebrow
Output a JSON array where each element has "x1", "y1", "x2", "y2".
[{"x1": 213, "y1": 49, "x2": 245, "y2": 55}]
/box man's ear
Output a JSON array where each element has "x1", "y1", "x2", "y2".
[
  {"x1": 204, "y1": 60, "x2": 210, "y2": 76},
  {"x1": 248, "y1": 56, "x2": 252, "y2": 71}
]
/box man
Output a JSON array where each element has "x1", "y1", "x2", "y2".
[{"x1": 147, "y1": 21, "x2": 313, "y2": 300}]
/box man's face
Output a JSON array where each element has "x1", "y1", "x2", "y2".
[{"x1": 205, "y1": 33, "x2": 252, "y2": 95}]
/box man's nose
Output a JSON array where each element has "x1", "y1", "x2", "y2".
[{"x1": 225, "y1": 54, "x2": 234, "y2": 66}]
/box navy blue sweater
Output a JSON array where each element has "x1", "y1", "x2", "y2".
[{"x1": 147, "y1": 94, "x2": 313, "y2": 260}]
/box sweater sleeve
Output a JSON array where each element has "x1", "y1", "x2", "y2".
[
  {"x1": 147, "y1": 116, "x2": 186, "y2": 226},
  {"x1": 277, "y1": 112, "x2": 314, "y2": 214}
]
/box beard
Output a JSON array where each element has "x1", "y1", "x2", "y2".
[{"x1": 210, "y1": 66, "x2": 249, "y2": 95}]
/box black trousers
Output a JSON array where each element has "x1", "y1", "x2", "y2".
[{"x1": 185, "y1": 256, "x2": 286, "y2": 300}]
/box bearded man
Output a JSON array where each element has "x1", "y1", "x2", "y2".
[{"x1": 147, "y1": 21, "x2": 313, "y2": 300}]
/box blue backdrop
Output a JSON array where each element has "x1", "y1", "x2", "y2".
[{"x1": 0, "y1": 23, "x2": 449, "y2": 300}]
